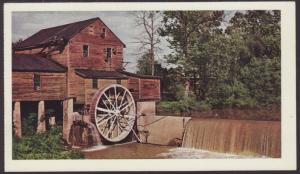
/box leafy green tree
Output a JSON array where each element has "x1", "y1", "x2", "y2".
[
  {"x1": 160, "y1": 10, "x2": 280, "y2": 108},
  {"x1": 159, "y1": 11, "x2": 225, "y2": 101}
]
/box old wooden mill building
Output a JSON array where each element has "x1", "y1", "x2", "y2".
[{"x1": 12, "y1": 17, "x2": 160, "y2": 142}]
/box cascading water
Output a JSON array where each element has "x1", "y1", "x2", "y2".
[{"x1": 182, "y1": 119, "x2": 281, "y2": 157}]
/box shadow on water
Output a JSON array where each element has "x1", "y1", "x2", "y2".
[{"x1": 82, "y1": 143, "x2": 173, "y2": 159}]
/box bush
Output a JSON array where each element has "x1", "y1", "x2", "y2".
[
  {"x1": 157, "y1": 84, "x2": 211, "y2": 115},
  {"x1": 157, "y1": 101, "x2": 181, "y2": 114},
  {"x1": 13, "y1": 126, "x2": 84, "y2": 159},
  {"x1": 22, "y1": 112, "x2": 37, "y2": 136}
]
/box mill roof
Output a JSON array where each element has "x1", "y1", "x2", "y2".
[
  {"x1": 75, "y1": 69, "x2": 128, "y2": 79},
  {"x1": 12, "y1": 54, "x2": 67, "y2": 72},
  {"x1": 118, "y1": 70, "x2": 161, "y2": 79},
  {"x1": 13, "y1": 17, "x2": 126, "y2": 50}
]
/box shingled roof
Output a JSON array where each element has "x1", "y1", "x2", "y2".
[
  {"x1": 118, "y1": 70, "x2": 161, "y2": 79},
  {"x1": 14, "y1": 17, "x2": 126, "y2": 50},
  {"x1": 75, "y1": 69, "x2": 128, "y2": 79},
  {"x1": 13, "y1": 54, "x2": 67, "y2": 72}
]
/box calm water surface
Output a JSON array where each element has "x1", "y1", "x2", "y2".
[{"x1": 82, "y1": 142, "x2": 246, "y2": 159}]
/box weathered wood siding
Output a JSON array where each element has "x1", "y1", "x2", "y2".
[
  {"x1": 127, "y1": 77, "x2": 140, "y2": 100},
  {"x1": 50, "y1": 44, "x2": 69, "y2": 66},
  {"x1": 68, "y1": 20, "x2": 124, "y2": 70},
  {"x1": 12, "y1": 72, "x2": 67, "y2": 101},
  {"x1": 66, "y1": 20, "x2": 125, "y2": 101},
  {"x1": 126, "y1": 77, "x2": 160, "y2": 101},
  {"x1": 84, "y1": 79, "x2": 128, "y2": 105},
  {"x1": 68, "y1": 69, "x2": 85, "y2": 104},
  {"x1": 139, "y1": 79, "x2": 160, "y2": 101}
]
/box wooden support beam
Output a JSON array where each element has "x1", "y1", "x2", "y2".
[
  {"x1": 63, "y1": 98, "x2": 73, "y2": 142},
  {"x1": 13, "y1": 102, "x2": 22, "y2": 138},
  {"x1": 37, "y1": 100, "x2": 46, "y2": 133}
]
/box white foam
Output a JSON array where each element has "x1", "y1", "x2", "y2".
[{"x1": 157, "y1": 147, "x2": 267, "y2": 159}]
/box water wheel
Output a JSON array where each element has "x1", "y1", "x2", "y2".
[{"x1": 90, "y1": 84, "x2": 136, "y2": 143}]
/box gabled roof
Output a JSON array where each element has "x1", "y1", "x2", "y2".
[
  {"x1": 75, "y1": 69, "x2": 128, "y2": 79},
  {"x1": 14, "y1": 17, "x2": 126, "y2": 50},
  {"x1": 13, "y1": 54, "x2": 67, "y2": 72},
  {"x1": 118, "y1": 70, "x2": 161, "y2": 79}
]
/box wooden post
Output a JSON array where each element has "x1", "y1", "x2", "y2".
[
  {"x1": 13, "y1": 102, "x2": 22, "y2": 138},
  {"x1": 37, "y1": 100, "x2": 46, "y2": 133},
  {"x1": 63, "y1": 98, "x2": 73, "y2": 141}
]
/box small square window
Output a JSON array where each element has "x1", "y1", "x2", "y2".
[
  {"x1": 83, "y1": 45, "x2": 89, "y2": 58},
  {"x1": 117, "y1": 79, "x2": 121, "y2": 84},
  {"x1": 92, "y1": 79, "x2": 98, "y2": 89},
  {"x1": 34, "y1": 74, "x2": 41, "y2": 90}
]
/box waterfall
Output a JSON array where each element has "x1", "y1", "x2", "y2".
[{"x1": 182, "y1": 119, "x2": 281, "y2": 157}]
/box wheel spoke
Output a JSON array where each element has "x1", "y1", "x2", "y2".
[
  {"x1": 96, "y1": 113, "x2": 109, "y2": 118},
  {"x1": 119, "y1": 90, "x2": 127, "y2": 109},
  {"x1": 114, "y1": 85, "x2": 118, "y2": 108},
  {"x1": 102, "y1": 99, "x2": 110, "y2": 110},
  {"x1": 103, "y1": 92, "x2": 116, "y2": 110},
  {"x1": 97, "y1": 107, "x2": 116, "y2": 114},
  {"x1": 97, "y1": 114, "x2": 114, "y2": 125},
  {"x1": 120, "y1": 101, "x2": 134, "y2": 112},
  {"x1": 106, "y1": 117, "x2": 116, "y2": 137}
]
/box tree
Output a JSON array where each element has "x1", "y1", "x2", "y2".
[
  {"x1": 133, "y1": 11, "x2": 162, "y2": 75},
  {"x1": 226, "y1": 10, "x2": 281, "y2": 106},
  {"x1": 160, "y1": 10, "x2": 280, "y2": 108},
  {"x1": 159, "y1": 11, "x2": 224, "y2": 100}
]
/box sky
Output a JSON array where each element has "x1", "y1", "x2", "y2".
[{"x1": 12, "y1": 11, "x2": 236, "y2": 72}]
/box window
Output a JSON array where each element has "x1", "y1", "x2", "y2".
[
  {"x1": 33, "y1": 74, "x2": 41, "y2": 90},
  {"x1": 101, "y1": 28, "x2": 106, "y2": 38},
  {"x1": 106, "y1": 48, "x2": 112, "y2": 62},
  {"x1": 117, "y1": 79, "x2": 121, "y2": 84},
  {"x1": 83, "y1": 45, "x2": 89, "y2": 58},
  {"x1": 89, "y1": 26, "x2": 94, "y2": 35},
  {"x1": 92, "y1": 79, "x2": 98, "y2": 89}
]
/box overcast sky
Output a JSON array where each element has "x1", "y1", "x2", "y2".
[{"x1": 12, "y1": 11, "x2": 235, "y2": 72}]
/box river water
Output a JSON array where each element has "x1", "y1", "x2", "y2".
[{"x1": 82, "y1": 142, "x2": 264, "y2": 159}]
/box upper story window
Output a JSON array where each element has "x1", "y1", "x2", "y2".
[
  {"x1": 105, "y1": 48, "x2": 112, "y2": 63},
  {"x1": 92, "y1": 79, "x2": 98, "y2": 89},
  {"x1": 101, "y1": 28, "x2": 106, "y2": 38},
  {"x1": 83, "y1": 45, "x2": 89, "y2": 58},
  {"x1": 89, "y1": 26, "x2": 94, "y2": 35},
  {"x1": 33, "y1": 74, "x2": 41, "y2": 90},
  {"x1": 117, "y1": 79, "x2": 121, "y2": 84}
]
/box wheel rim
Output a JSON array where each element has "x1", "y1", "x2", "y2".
[{"x1": 93, "y1": 84, "x2": 136, "y2": 142}]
